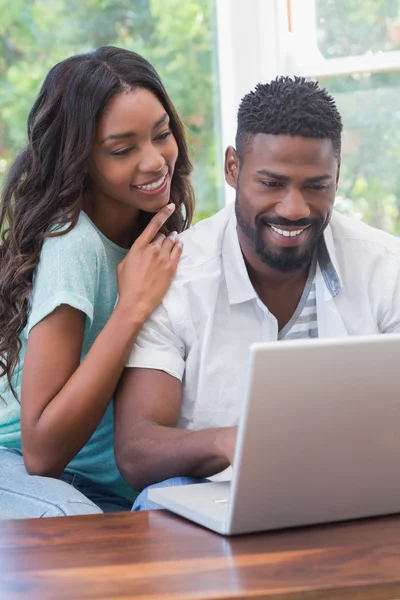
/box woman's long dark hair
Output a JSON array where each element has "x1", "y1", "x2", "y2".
[{"x1": 0, "y1": 46, "x2": 195, "y2": 396}]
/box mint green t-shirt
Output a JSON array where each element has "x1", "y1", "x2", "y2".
[{"x1": 0, "y1": 211, "x2": 134, "y2": 500}]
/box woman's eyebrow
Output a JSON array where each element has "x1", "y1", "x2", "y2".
[{"x1": 101, "y1": 113, "x2": 169, "y2": 144}]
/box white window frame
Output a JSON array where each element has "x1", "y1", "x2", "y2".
[
  {"x1": 288, "y1": 0, "x2": 400, "y2": 78},
  {"x1": 216, "y1": 0, "x2": 288, "y2": 204},
  {"x1": 216, "y1": 0, "x2": 400, "y2": 204}
]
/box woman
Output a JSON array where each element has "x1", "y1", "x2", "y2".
[{"x1": 0, "y1": 46, "x2": 194, "y2": 518}]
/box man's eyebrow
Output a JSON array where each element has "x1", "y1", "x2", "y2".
[
  {"x1": 304, "y1": 174, "x2": 333, "y2": 183},
  {"x1": 256, "y1": 170, "x2": 333, "y2": 183},
  {"x1": 256, "y1": 169, "x2": 289, "y2": 181},
  {"x1": 101, "y1": 113, "x2": 169, "y2": 144}
]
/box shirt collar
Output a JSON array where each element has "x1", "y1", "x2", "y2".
[
  {"x1": 222, "y1": 213, "x2": 258, "y2": 305},
  {"x1": 222, "y1": 210, "x2": 342, "y2": 305},
  {"x1": 319, "y1": 220, "x2": 342, "y2": 298}
]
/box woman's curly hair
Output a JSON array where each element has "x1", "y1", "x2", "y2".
[{"x1": 0, "y1": 46, "x2": 194, "y2": 397}]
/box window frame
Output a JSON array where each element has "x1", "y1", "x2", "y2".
[
  {"x1": 216, "y1": 0, "x2": 400, "y2": 204},
  {"x1": 288, "y1": 0, "x2": 400, "y2": 77},
  {"x1": 215, "y1": 0, "x2": 288, "y2": 204}
]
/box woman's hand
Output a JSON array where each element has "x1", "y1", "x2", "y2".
[{"x1": 116, "y1": 203, "x2": 183, "y2": 322}]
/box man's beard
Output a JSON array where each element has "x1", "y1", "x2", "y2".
[{"x1": 235, "y1": 197, "x2": 326, "y2": 274}]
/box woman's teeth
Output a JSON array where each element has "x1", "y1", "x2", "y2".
[
  {"x1": 270, "y1": 225, "x2": 309, "y2": 238},
  {"x1": 136, "y1": 174, "x2": 166, "y2": 191}
]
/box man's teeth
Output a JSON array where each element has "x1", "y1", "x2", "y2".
[
  {"x1": 137, "y1": 174, "x2": 166, "y2": 191},
  {"x1": 270, "y1": 225, "x2": 308, "y2": 237}
]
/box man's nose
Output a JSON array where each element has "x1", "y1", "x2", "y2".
[{"x1": 275, "y1": 189, "x2": 311, "y2": 222}]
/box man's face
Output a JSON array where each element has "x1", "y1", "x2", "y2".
[{"x1": 225, "y1": 134, "x2": 339, "y2": 273}]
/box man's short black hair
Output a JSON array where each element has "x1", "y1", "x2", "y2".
[{"x1": 236, "y1": 76, "x2": 342, "y2": 159}]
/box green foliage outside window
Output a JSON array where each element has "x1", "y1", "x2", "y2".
[
  {"x1": 2, "y1": 0, "x2": 400, "y2": 232},
  {"x1": 316, "y1": 0, "x2": 400, "y2": 234},
  {"x1": 0, "y1": 0, "x2": 223, "y2": 219}
]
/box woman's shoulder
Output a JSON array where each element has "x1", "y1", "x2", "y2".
[
  {"x1": 43, "y1": 211, "x2": 105, "y2": 259},
  {"x1": 29, "y1": 212, "x2": 107, "y2": 328}
]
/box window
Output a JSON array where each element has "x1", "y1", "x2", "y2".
[
  {"x1": 316, "y1": 0, "x2": 400, "y2": 59},
  {"x1": 288, "y1": 0, "x2": 400, "y2": 234},
  {"x1": 319, "y1": 72, "x2": 400, "y2": 234},
  {"x1": 0, "y1": 0, "x2": 223, "y2": 220}
]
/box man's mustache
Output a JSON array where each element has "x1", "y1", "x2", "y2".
[{"x1": 257, "y1": 216, "x2": 323, "y2": 228}]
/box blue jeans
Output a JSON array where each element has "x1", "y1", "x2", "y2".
[
  {"x1": 132, "y1": 477, "x2": 206, "y2": 511},
  {"x1": 0, "y1": 448, "x2": 132, "y2": 519}
]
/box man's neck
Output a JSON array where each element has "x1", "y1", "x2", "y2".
[{"x1": 237, "y1": 228, "x2": 314, "y2": 330}]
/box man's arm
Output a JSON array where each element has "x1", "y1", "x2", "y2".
[{"x1": 114, "y1": 367, "x2": 236, "y2": 491}]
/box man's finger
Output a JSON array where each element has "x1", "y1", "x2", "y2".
[{"x1": 134, "y1": 203, "x2": 175, "y2": 247}]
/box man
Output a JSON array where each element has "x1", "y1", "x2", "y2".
[{"x1": 114, "y1": 77, "x2": 400, "y2": 508}]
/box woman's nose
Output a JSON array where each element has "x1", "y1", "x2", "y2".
[{"x1": 137, "y1": 144, "x2": 165, "y2": 173}]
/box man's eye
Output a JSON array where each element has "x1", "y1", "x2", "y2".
[
  {"x1": 308, "y1": 184, "x2": 329, "y2": 190},
  {"x1": 261, "y1": 181, "x2": 282, "y2": 187}
]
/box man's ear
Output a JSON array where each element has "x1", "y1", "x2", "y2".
[
  {"x1": 225, "y1": 146, "x2": 240, "y2": 189},
  {"x1": 336, "y1": 161, "x2": 341, "y2": 190}
]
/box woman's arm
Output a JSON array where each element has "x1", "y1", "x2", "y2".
[
  {"x1": 21, "y1": 204, "x2": 182, "y2": 477},
  {"x1": 21, "y1": 304, "x2": 144, "y2": 477}
]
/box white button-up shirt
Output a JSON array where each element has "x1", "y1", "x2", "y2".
[{"x1": 127, "y1": 202, "x2": 400, "y2": 431}]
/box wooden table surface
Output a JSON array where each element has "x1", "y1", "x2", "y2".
[{"x1": 1, "y1": 510, "x2": 400, "y2": 600}]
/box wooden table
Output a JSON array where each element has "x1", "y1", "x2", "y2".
[{"x1": 1, "y1": 510, "x2": 400, "y2": 600}]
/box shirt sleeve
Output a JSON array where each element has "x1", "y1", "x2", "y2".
[
  {"x1": 27, "y1": 228, "x2": 100, "y2": 334},
  {"x1": 379, "y1": 255, "x2": 400, "y2": 333},
  {"x1": 125, "y1": 303, "x2": 185, "y2": 381}
]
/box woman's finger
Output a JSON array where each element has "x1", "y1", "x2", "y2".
[
  {"x1": 153, "y1": 233, "x2": 166, "y2": 249},
  {"x1": 134, "y1": 203, "x2": 175, "y2": 247},
  {"x1": 160, "y1": 231, "x2": 178, "y2": 255},
  {"x1": 170, "y1": 240, "x2": 183, "y2": 263}
]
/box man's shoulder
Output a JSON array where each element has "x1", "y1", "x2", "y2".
[
  {"x1": 330, "y1": 211, "x2": 400, "y2": 260},
  {"x1": 177, "y1": 203, "x2": 235, "y2": 273}
]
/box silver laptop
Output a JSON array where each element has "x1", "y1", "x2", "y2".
[{"x1": 149, "y1": 334, "x2": 400, "y2": 535}]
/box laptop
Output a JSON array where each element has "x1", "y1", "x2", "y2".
[{"x1": 149, "y1": 334, "x2": 400, "y2": 535}]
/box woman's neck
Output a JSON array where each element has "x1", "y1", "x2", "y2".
[{"x1": 82, "y1": 195, "x2": 140, "y2": 249}]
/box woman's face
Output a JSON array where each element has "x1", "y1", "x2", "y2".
[{"x1": 88, "y1": 88, "x2": 179, "y2": 214}]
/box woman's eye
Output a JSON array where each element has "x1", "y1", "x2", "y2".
[
  {"x1": 110, "y1": 147, "x2": 133, "y2": 157},
  {"x1": 156, "y1": 130, "x2": 172, "y2": 141}
]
